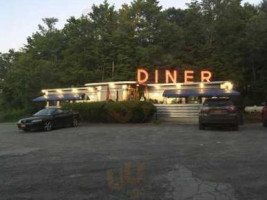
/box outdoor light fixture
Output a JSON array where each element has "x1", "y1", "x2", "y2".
[
  {"x1": 56, "y1": 89, "x2": 63, "y2": 94},
  {"x1": 58, "y1": 94, "x2": 64, "y2": 98},
  {"x1": 87, "y1": 87, "x2": 95, "y2": 92},
  {"x1": 72, "y1": 88, "x2": 78, "y2": 93},
  {"x1": 109, "y1": 83, "x2": 115, "y2": 88},
  {"x1": 42, "y1": 90, "x2": 49, "y2": 96},
  {"x1": 200, "y1": 83, "x2": 204, "y2": 89},
  {"x1": 176, "y1": 84, "x2": 181, "y2": 89},
  {"x1": 154, "y1": 93, "x2": 160, "y2": 97},
  {"x1": 226, "y1": 82, "x2": 233, "y2": 90},
  {"x1": 154, "y1": 85, "x2": 161, "y2": 89},
  {"x1": 221, "y1": 82, "x2": 233, "y2": 90}
]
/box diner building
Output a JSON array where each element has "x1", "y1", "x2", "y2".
[
  {"x1": 33, "y1": 80, "x2": 239, "y2": 107},
  {"x1": 33, "y1": 68, "x2": 240, "y2": 122}
]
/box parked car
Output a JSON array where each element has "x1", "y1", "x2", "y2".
[
  {"x1": 199, "y1": 98, "x2": 239, "y2": 130},
  {"x1": 17, "y1": 108, "x2": 80, "y2": 132},
  {"x1": 245, "y1": 105, "x2": 264, "y2": 113},
  {"x1": 262, "y1": 104, "x2": 267, "y2": 127}
]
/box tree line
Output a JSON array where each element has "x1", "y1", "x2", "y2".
[{"x1": 0, "y1": 0, "x2": 267, "y2": 111}]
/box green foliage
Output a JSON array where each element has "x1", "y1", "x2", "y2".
[
  {"x1": 63, "y1": 102, "x2": 107, "y2": 122},
  {"x1": 1, "y1": 0, "x2": 267, "y2": 111},
  {"x1": 0, "y1": 109, "x2": 28, "y2": 122},
  {"x1": 62, "y1": 101, "x2": 156, "y2": 123}
]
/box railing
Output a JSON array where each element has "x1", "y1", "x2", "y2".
[{"x1": 155, "y1": 104, "x2": 201, "y2": 123}]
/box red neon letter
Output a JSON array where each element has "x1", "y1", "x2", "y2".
[
  {"x1": 184, "y1": 70, "x2": 194, "y2": 83},
  {"x1": 137, "y1": 69, "x2": 149, "y2": 84},
  {"x1": 155, "y1": 70, "x2": 159, "y2": 84},
  {"x1": 165, "y1": 70, "x2": 177, "y2": 83},
  {"x1": 201, "y1": 71, "x2": 212, "y2": 82}
]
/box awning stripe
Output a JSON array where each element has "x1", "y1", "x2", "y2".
[
  {"x1": 33, "y1": 93, "x2": 84, "y2": 102},
  {"x1": 163, "y1": 88, "x2": 240, "y2": 98}
]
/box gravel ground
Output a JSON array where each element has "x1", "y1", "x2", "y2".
[{"x1": 0, "y1": 123, "x2": 267, "y2": 200}]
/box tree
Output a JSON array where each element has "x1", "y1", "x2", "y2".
[{"x1": 1, "y1": 0, "x2": 267, "y2": 111}]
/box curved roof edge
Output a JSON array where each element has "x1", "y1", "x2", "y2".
[{"x1": 85, "y1": 81, "x2": 137, "y2": 86}]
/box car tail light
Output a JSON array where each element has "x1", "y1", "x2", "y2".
[
  {"x1": 263, "y1": 107, "x2": 267, "y2": 114},
  {"x1": 226, "y1": 106, "x2": 237, "y2": 112}
]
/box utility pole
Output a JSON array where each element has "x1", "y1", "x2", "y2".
[
  {"x1": 102, "y1": 65, "x2": 105, "y2": 81},
  {"x1": 112, "y1": 61, "x2": 115, "y2": 78}
]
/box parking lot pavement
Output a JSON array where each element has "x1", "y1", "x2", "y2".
[{"x1": 0, "y1": 123, "x2": 267, "y2": 200}]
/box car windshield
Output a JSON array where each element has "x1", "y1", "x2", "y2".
[
  {"x1": 34, "y1": 108, "x2": 57, "y2": 116},
  {"x1": 203, "y1": 99, "x2": 233, "y2": 107}
]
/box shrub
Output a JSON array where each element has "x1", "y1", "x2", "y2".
[
  {"x1": 0, "y1": 109, "x2": 29, "y2": 122},
  {"x1": 243, "y1": 112, "x2": 262, "y2": 124},
  {"x1": 62, "y1": 101, "x2": 156, "y2": 123},
  {"x1": 63, "y1": 102, "x2": 107, "y2": 122}
]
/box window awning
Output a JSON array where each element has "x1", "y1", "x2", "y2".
[
  {"x1": 163, "y1": 88, "x2": 240, "y2": 98},
  {"x1": 33, "y1": 93, "x2": 84, "y2": 102}
]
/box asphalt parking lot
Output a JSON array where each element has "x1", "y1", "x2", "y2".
[{"x1": 0, "y1": 123, "x2": 267, "y2": 200}]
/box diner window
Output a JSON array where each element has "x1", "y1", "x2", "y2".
[{"x1": 187, "y1": 97, "x2": 201, "y2": 104}]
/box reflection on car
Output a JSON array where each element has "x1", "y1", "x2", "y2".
[
  {"x1": 17, "y1": 108, "x2": 80, "y2": 132},
  {"x1": 199, "y1": 98, "x2": 239, "y2": 130}
]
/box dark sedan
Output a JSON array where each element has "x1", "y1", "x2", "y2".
[
  {"x1": 199, "y1": 98, "x2": 239, "y2": 130},
  {"x1": 17, "y1": 108, "x2": 80, "y2": 132}
]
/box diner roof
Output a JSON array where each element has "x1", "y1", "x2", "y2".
[
  {"x1": 84, "y1": 81, "x2": 137, "y2": 87},
  {"x1": 147, "y1": 81, "x2": 224, "y2": 87}
]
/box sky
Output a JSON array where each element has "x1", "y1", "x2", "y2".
[{"x1": 0, "y1": 0, "x2": 263, "y2": 53}]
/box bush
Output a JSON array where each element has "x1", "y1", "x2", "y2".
[
  {"x1": 62, "y1": 101, "x2": 156, "y2": 123},
  {"x1": 63, "y1": 102, "x2": 107, "y2": 122},
  {"x1": 0, "y1": 109, "x2": 29, "y2": 122},
  {"x1": 243, "y1": 112, "x2": 262, "y2": 124}
]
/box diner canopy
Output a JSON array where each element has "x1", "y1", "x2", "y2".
[
  {"x1": 163, "y1": 88, "x2": 240, "y2": 98},
  {"x1": 33, "y1": 93, "x2": 84, "y2": 102}
]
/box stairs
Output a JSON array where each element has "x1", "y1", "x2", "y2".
[{"x1": 155, "y1": 104, "x2": 201, "y2": 124}]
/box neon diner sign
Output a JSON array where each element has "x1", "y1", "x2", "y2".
[{"x1": 137, "y1": 69, "x2": 212, "y2": 84}]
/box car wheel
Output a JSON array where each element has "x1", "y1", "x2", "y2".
[
  {"x1": 199, "y1": 123, "x2": 205, "y2": 130},
  {"x1": 72, "y1": 118, "x2": 79, "y2": 127},
  {"x1": 44, "y1": 121, "x2": 52, "y2": 131}
]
